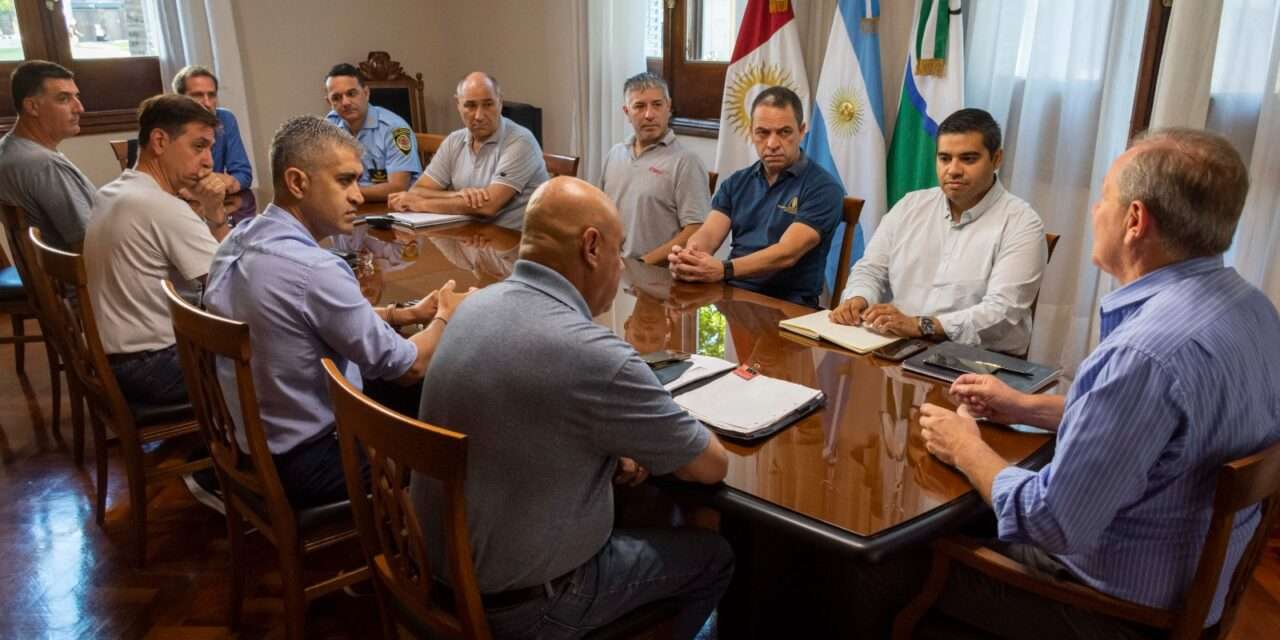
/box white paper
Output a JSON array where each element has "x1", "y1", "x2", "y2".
[
  {"x1": 662, "y1": 354, "x2": 736, "y2": 392},
  {"x1": 675, "y1": 372, "x2": 822, "y2": 435},
  {"x1": 387, "y1": 212, "x2": 472, "y2": 228},
  {"x1": 779, "y1": 310, "x2": 899, "y2": 354}
]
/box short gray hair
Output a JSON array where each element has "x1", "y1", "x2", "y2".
[
  {"x1": 455, "y1": 73, "x2": 502, "y2": 98},
  {"x1": 172, "y1": 64, "x2": 217, "y2": 95},
  {"x1": 622, "y1": 72, "x2": 669, "y2": 101},
  {"x1": 1117, "y1": 127, "x2": 1249, "y2": 259},
  {"x1": 269, "y1": 115, "x2": 363, "y2": 190}
]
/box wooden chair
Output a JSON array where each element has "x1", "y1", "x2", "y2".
[
  {"x1": 892, "y1": 438, "x2": 1280, "y2": 640},
  {"x1": 416, "y1": 132, "x2": 446, "y2": 169},
  {"x1": 164, "y1": 283, "x2": 368, "y2": 640},
  {"x1": 829, "y1": 196, "x2": 867, "y2": 305},
  {"x1": 1029, "y1": 233, "x2": 1061, "y2": 324},
  {"x1": 707, "y1": 171, "x2": 718, "y2": 196},
  {"x1": 27, "y1": 228, "x2": 209, "y2": 566},
  {"x1": 324, "y1": 360, "x2": 679, "y2": 640},
  {"x1": 0, "y1": 205, "x2": 70, "y2": 447},
  {"x1": 108, "y1": 138, "x2": 136, "y2": 170},
  {"x1": 359, "y1": 51, "x2": 428, "y2": 132},
  {"x1": 544, "y1": 152, "x2": 580, "y2": 178}
]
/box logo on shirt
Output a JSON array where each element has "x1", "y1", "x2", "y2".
[
  {"x1": 369, "y1": 168, "x2": 388, "y2": 184},
  {"x1": 648, "y1": 166, "x2": 667, "y2": 176},
  {"x1": 392, "y1": 128, "x2": 412, "y2": 155},
  {"x1": 778, "y1": 196, "x2": 799, "y2": 214}
]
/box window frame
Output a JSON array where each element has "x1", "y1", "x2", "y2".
[
  {"x1": 650, "y1": 0, "x2": 732, "y2": 138},
  {"x1": 0, "y1": 0, "x2": 163, "y2": 135}
]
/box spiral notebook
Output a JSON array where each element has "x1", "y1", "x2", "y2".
[{"x1": 673, "y1": 367, "x2": 825, "y2": 441}]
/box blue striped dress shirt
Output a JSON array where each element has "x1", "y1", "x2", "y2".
[{"x1": 991, "y1": 255, "x2": 1280, "y2": 625}]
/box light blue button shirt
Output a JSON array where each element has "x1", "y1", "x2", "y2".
[
  {"x1": 991, "y1": 256, "x2": 1280, "y2": 625},
  {"x1": 326, "y1": 105, "x2": 421, "y2": 186},
  {"x1": 205, "y1": 203, "x2": 418, "y2": 454}
]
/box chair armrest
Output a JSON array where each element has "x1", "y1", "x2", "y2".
[{"x1": 935, "y1": 536, "x2": 1173, "y2": 629}]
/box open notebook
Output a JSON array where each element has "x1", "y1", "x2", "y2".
[
  {"x1": 779, "y1": 310, "x2": 901, "y2": 354},
  {"x1": 673, "y1": 364, "x2": 825, "y2": 441},
  {"x1": 387, "y1": 212, "x2": 472, "y2": 228}
]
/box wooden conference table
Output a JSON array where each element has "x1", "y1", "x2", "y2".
[{"x1": 333, "y1": 214, "x2": 1056, "y2": 563}]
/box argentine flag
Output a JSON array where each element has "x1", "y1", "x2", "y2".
[
  {"x1": 887, "y1": 0, "x2": 965, "y2": 208},
  {"x1": 802, "y1": 0, "x2": 887, "y2": 291}
]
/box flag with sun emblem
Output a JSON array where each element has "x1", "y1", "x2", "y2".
[
  {"x1": 887, "y1": 0, "x2": 964, "y2": 208},
  {"x1": 714, "y1": 0, "x2": 810, "y2": 178},
  {"x1": 803, "y1": 0, "x2": 887, "y2": 291}
]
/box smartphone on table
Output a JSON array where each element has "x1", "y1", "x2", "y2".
[{"x1": 873, "y1": 339, "x2": 929, "y2": 362}]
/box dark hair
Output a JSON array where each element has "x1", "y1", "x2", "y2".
[
  {"x1": 1117, "y1": 128, "x2": 1250, "y2": 259},
  {"x1": 137, "y1": 94, "x2": 220, "y2": 150},
  {"x1": 751, "y1": 86, "x2": 804, "y2": 127},
  {"x1": 10, "y1": 60, "x2": 74, "y2": 112},
  {"x1": 172, "y1": 64, "x2": 218, "y2": 95},
  {"x1": 325, "y1": 63, "x2": 365, "y2": 86},
  {"x1": 938, "y1": 108, "x2": 1002, "y2": 157}
]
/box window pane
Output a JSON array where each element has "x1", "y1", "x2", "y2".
[
  {"x1": 0, "y1": 3, "x2": 23, "y2": 61},
  {"x1": 685, "y1": 0, "x2": 744, "y2": 63},
  {"x1": 646, "y1": 0, "x2": 664, "y2": 60},
  {"x1": 65, "y1": 0, "x2": 159, "y2": 59}
]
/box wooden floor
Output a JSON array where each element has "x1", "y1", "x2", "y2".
[{"x1": 1, "y1": 315, "x2": 1279, "y2": 639}]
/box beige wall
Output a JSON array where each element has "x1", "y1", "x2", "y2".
[{"x1": 61, "y1": 131, "x2": 135, "y2": 187}]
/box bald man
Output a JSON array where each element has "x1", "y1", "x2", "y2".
[
  {"x1": 388, "y1": 72, "x2": 549, "y2": 230},
  {"x1": 412, "y1": 177, "x2": 733, "y2": 639}
]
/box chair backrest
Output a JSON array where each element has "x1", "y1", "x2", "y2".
[
  {"x1": 416, "y1": 132, "x2": 446, "y2": 169},
  {"x1": 829, "y1": 197, "x2": 866, "y2": 305},
  {"x1": 1174, "y1": 439, "x2": 1280, "y2": 638},
  {"x1": 323, "y1": 358, "x2": 490, "y2": 640},
  {"x1": 0, "y1": 204, "x2": 37, "y2": 303},
  {"x1": 26, "y1": 227, "x2": 132, "y2": 431},
  {"x1": 708, "y1": 171, "x2": 718, "y2": 196},
  {"x1": 1028, "y1": 233, "x2": 1061, "y2": 325},
  {"x1": 109, "y1": 139, "x2": 137, "y2": 171},
  {"x1": 162, "y1": 280, "x2": 296, "y2": 534},
  {"x1": 543, "y1": 152, "x2": 580, "y2": 178},
  {"x1": 359, "y1": 51, "x2": 428, "y2": 132}
]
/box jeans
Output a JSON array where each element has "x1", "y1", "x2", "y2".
[
  {"x1": 110, "y1": 344, "x2": 188, "y2": 405},
  {"x1": 485, "y1": 528, "x2": 734, "y2": 640},
  {"x1": 272, "y1": 429, "x2": 369, "y2": 509}
]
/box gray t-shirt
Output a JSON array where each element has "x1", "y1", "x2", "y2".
[
  {"x1": 424, "y1": 117, "x2": 549, "y2": 231},
  {"x1": 0, "y1": 133, "x2": 95, "y2": 249},
  {"x1": 600, "y1": 129, "x2": 710, "y2": 260},
  {"x1": 412, "y1": 260, "x2": 710, "y2": 593}
]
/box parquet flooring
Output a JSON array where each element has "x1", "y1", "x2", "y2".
[{"x1": 1, "y1": 314, "x2": 1278, "y2": 639}]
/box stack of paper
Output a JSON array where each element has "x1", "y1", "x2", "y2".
[
  {"x1": 778, "y1": 310, "x2": 900, "y2": 354},
  {"x1": 387, "y1": 212, "x2": 472, "y2": 228},
  {"x1": 661, "y1": 354, "x2": 736, "y2": 392},
  {"x1": 675, "y1": 371, "x2": 824, "y2": 440}
]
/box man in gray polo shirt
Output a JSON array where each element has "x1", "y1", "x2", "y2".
[
  {"x1": 388, "y1": 72, "x2": 548, "y2": 230},
  {"x1": 413, "y1": 177, "x2": 732, "y2": 639},
  {"x1": 601, "y1": 72, "x2": 710, "y2": 265}
]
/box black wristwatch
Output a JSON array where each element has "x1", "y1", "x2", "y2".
[
  {"x1": 917, "y1": 316, "x2": 937, "y2": 338},
  {"x1": 721, "y1": 259, "x2": 735, "y2": 281}
]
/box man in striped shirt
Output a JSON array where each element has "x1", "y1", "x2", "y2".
[{"x1": 920, "y1": 128, "x2": 1280, "y2": 638}]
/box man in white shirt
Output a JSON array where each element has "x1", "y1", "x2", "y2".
[
  {"x1": 84, "y1": 94, "x2": 229, "y2": 404},
  {"x1": 830, "y1": 108, "x2": 1046, "y2": 354}
]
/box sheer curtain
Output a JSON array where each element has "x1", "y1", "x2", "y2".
[
  {"x1": 963, "y1": 0, "x2": 1147, "y2": 376},
  {"x1": 566, "y1": 0, "x2": 647, "y2": 186}
]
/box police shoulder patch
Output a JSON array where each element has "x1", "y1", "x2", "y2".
[{"x1": 392, "y1": 127, "x2": 412, "y2": 155}]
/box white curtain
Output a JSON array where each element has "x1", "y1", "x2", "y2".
[
  {"x1": 153, "y1": 0, "x2": 256, "y2": 188},
  {"x1": 567, "y1": 0, "x2": 648, "y2": 185},
  {"x1": 964, "y1": 0, "x2": 1147, "y2": 376},
  {"x1": 1152, "y1": 0, "x2": 1280, "y2": 306}
]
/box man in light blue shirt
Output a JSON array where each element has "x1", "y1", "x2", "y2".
[
  {"x1": 920, "y1": 128, "x2": 1280, "y2": 638},
  {"x1": 205, "y1": 115, "x2": 467, "y2": 508},
  {"x1": 172, "y1": 65, "x2": 253, "y2": 193},
  {"x1": 324, "y1": 63, "x2": 421, "y2": 203}
]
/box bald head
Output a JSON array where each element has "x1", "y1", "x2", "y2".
[
  {"x1": 455, "y1": 71, "x2": 503, "y2": 141},
  {"x1": 521, "y1": 177, "x2": 625, "y2": 315}
]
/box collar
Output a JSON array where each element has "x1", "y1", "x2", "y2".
[
  {"x1": 626, "y1": 128, "x2": 677, "y2": 156},
  {"x1": 328, "y1": 106, "x2": 380, "y2": 134},
  {"x1": 466, "y1": 116, "x2": 507, "y2": 148},
  {"x1": 942, "y1": 177, "x2": 1006, "y2": 227},
  {"x1": 1100, "y1": 255, "x2": 1225, "y2": 316},
  {"x1": 258, "y1": 202, "x2": 320, "y2": 245},
  {"x1": 754, "y1": 152, "x2": 810, "y2": 182},
  {"x1": 507, "y1": 259, "x2": 592, "y2": 320}
]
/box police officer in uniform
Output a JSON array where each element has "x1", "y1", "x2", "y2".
[{"x1": 323, "y1": 63, "x2": 421, "y2": 203}]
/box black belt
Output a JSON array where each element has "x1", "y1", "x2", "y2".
[{"x1": 478, "y1": 569, "x2": 575, "y2": 610}]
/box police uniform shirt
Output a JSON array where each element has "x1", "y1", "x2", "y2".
[{"x1": 325, "y1": 105, "x2": 421, "y2": 186}]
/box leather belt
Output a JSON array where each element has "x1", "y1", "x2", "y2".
[{"x1": 479, "y1": 569, "x2": 575, "y2": 610}]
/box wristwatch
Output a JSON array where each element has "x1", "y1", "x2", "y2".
[
  {"x1": 917, "y1": 316, "x2": 937, "y2": 338},
  {"x1": 721, "y1": 259, "x2": 735, "y2": 281}
]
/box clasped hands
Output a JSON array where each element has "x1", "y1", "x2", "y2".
[
  {"x1": 397, "y1": 279, "x2": 476, "y2": 325},
  {"x1": 828, "y1": 296, "x2": 923, "y2": 338},
  {"x1": 179, "y1": 170, "x2": 229, "y2": 227},
  {"x1": 666, "y1": 243, "x2": 722, "y2": 282}
]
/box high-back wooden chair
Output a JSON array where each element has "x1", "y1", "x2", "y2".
[
  {"x1": 27, "y1": 228, "x2": 208, "y2": 566},
  {"x1": 893, "y1": 438, "x2": 1280, "y2": 640},
  {"x1": 108, "y1": 138, "x2": 136, "y2": 170},
  {"x1": 829, "y1": 196, "x2": 866, "y2": 305},
  {"x1": 324, "y1": 357, "x2": 490, "y2": 640},
  {"x1": 0, "y1": 205, "x2": 70, "y2": 447},
  {"x1": 164, "y1": 282, "x2": 367, "y2": 639},
  {"x1": 543, "y1": 152, "x2": 580, "y2": 178},
  {"x1": 1029, "y1": 233, "x2": 1060, "y2": 324},
  {"x1": 707, "y1": 171, "x2": 718, "y2": 196},
  {"x1": 359, "y1": 51, "x2": 429, "y2": 132},
  {"x1": 416, "y1": 132, "x2": 446, "y2": 169}
]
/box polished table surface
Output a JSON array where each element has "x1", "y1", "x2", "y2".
[{"x1": 335, "y1": 215, "x2": 1055, "y2": 562}]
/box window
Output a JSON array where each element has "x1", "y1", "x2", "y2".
[
  {"x1": 0, "y1": 0, "x2": 164, "y2": 134},
  {"x1": 647, "y1": 0, "x2": 746, "y2": 136}
]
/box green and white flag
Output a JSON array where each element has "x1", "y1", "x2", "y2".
[{"x1": 886, "y1": 0, "x2": 965, "y2": 208}]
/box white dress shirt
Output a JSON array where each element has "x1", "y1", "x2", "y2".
[{"x1": 841, "y1": 179, "x2": 1046, "y2": 354}]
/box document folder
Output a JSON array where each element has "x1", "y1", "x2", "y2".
[{"x1": 902, "y1": 342, "x2": 1062, "y2": 394}]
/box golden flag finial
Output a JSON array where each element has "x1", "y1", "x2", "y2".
[{"x1": 768, "y1": 0, "x2": 790, "y2": 13}]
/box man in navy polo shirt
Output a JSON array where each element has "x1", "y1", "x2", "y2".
[{"x1": 668, "y1": 86, "x2": 842, "y2": 307}]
